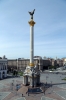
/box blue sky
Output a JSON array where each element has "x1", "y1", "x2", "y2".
[{"x1": 0, "y1": 0, "x2": 66, "y2": 59}]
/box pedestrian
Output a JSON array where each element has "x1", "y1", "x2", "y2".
[
  {"x1": 26, "y1": 91, "x2": 27, "y2": 94},
  {"x1": 44, "y1": 89, "x2": 45, "y2": 95},
  {"x1": 44, "y1": 86, "x2": 45, "y2": 95},
  {"x1": 22, "y1": 94, "x2": 23, "y2": 97},
  {"x1": 28, "y1": 93, "x2": 29, "y2": 96}
]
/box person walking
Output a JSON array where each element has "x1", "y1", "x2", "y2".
[
  {"x1": 22, "y1": 94, "x2": 23, "y2": 97},
  {"x1": 44, "y1": 89, "x2": 45, "y2": 95},
  {"x1": 43, "y1": 85, "x2": 45, "y2": 95}
]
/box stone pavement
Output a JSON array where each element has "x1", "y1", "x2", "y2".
[
  {"x1": 1, "y1": 85, "x2": 65, "y2": 100},
  {"x1": 0, "y1": 73, "x2": 66, "y2": 100},
  {"x1": 41, "y1": 96, "x2": 57, "y2": 100},
  {"x1": 0, "y1": 92, "x2": 11, "y2": 100}
]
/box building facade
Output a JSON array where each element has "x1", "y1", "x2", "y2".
[
  {"x1": 7, "y1": 57, "x2": 64, "y2": 71},
  {"x1": 0, "y1": 57, "x2": 7, "y2": 79},
  {"x1": 7, "y1": 59, "x2": 38, "y2": 71},
  {"x1": 62, "y1": 58, "x2": 66, "y2": 66}
]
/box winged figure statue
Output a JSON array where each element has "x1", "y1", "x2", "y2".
[{"x1": 28, "y1": 9, "x2": 35, "y2": 19}]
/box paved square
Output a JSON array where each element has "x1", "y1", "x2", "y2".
[
  {"x1": 54, "y1": 90, "x2": 66, "y2": 100},
  {"x1": 57, "y1": 84, "x2": 66, "y2": 89},
  {"x1": 0, "y1": 73, "x2": 66, "y2": 100},
  {"x1": 0, "y1": 83, "x2": 8, "y2": 89},
  {"x1": 41, "y1": 96, "x2": 56, "y2": 100},
  {"x1": 15, "y1": 97, "x2": 26, "y2": 100},
  {"x1": 0, "y1": 92, "x2": 11, "y2": 100}
]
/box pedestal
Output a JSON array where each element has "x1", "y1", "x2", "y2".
[
  {"x1": 37, "y1": 75, "x2": 40, "y2": 85},
  {"x1": 30, "y1": 76, "x2": 34, "y2": 87},
  {"x1": 23, "y1": 75, "x2": 28, "y2": 85}
]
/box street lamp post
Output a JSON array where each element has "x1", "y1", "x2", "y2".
[{"x1": 46, "y1": 76, "x2": 48, "y2": 84}]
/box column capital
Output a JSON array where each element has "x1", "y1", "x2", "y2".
[{"x1": 28, "y1": 20, "x2": 35, "y2": 26}]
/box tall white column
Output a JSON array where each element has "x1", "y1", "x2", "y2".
[
  {"x1": 28, "y1": 20, "x2": 35, "y2": 67},
  {"x1": 30, "y1": 26, "x2": 34, "y2": 64}
]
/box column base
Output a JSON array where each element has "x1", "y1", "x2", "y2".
[{"x1": 29, "y1": 63, "x2": 34, "y2": 67}]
